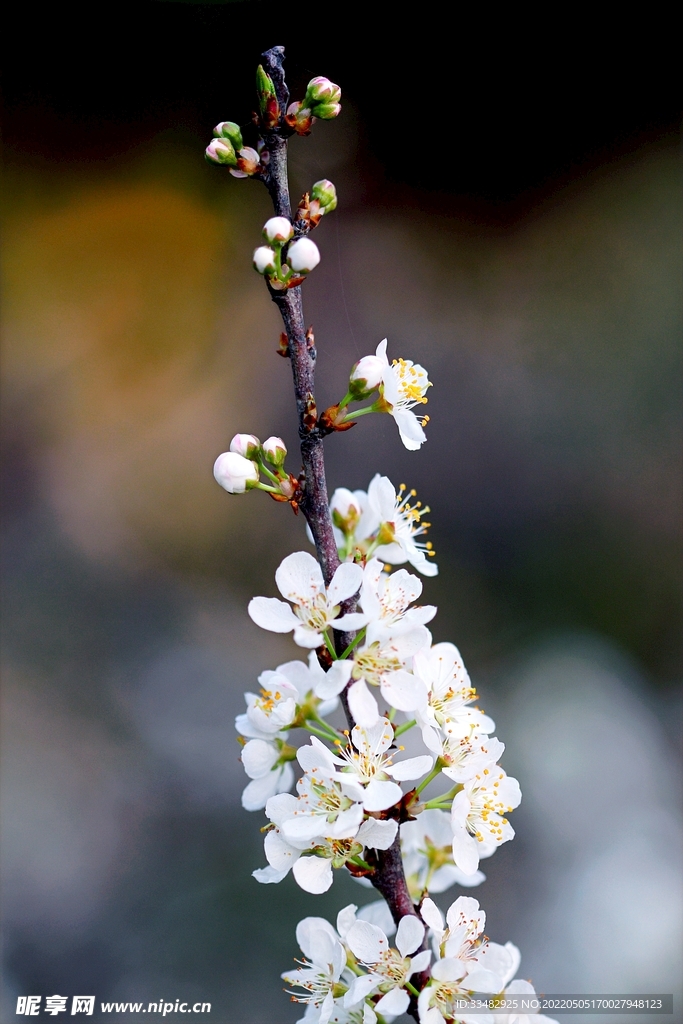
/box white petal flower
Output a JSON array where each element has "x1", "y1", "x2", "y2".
[
  {"x1": 367, "y1": 475, "x2": 438, "y2": 577},
  {"x1": 424, "y1": 732, "x2": 506, "y2": 784},
  {"x1": 253, "y1": 245, "x2": 277, "y2": 274},
  {"x1": 350, "y1": 627, "x2": 431, "y2": 726},
  {"x1": 280, "y1": 768, "x2": 365, "y2": 843},
  {"x1": 413, "y1": 642, "x2": 495, "y2": 738},
  {"x1": 373, "y1": 339, "x2": 432, "y2": 450},
  {"x1": 282, "y1": 917, "x2": 346, "y2": 1024},
  {"x1": 451, "y1": 767, "x2": 522, "y2": 874},
  {"x1": 490, "y1": 978, "x2": 559, "y2": 1024},
  {"x1": 356, "y1": 559, "x2": 437, "y2": 645},
  {"x1": 241, "y1": 761, "x2": 294, "y2": 811},
  {"x1": 344, "y1": 914, "x2": 428, "y2": 1017},
  {"x1": 401, "y1": 809, "x2": 486, "y2": 898},
  {"x1": 248, "y1": 551, "x2": 362, "y2": 648}
]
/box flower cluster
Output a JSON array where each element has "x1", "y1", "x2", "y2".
[
  {"x1": 253, "y1": 216, "x2": 322, "y2": 291},
  {"x1": 283, "y1": 896, "x2": 557, "y2": 1024},
  {"x1": 210, "y1": 50, "x2": 553, "y2": 1024},
  {"x1": 286, "y1": 76, "x2": 342, "y2": 135},
  {"x1": 242, "y1": 543, "x2": 520, "y2": 890}
]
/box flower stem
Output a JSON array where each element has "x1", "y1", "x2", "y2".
[
  {"x1": 305, "y1": 722, "x2": 339, "y2": 744},
  {"x1": 323, "y1": 631, "x2": 338, "y2": 660},
  {"x1": 339, "y1": 628, "x2": 366, "y2": 660},
  {"x1": 308, "y1": 711, "x2": 344, "y2": 740},
  {"x1": 349, "y1": 855, "x2": 373, "y2": 872},
  {"x1": 394, "y1": 718, "x2": 416, "y2": 737},
  {"x1": 341, "y1": 405, "x2": 376, "y2": 423},
  {"x1": 415, "y1": 761, "x2": 443, "y2": 795},
  {"x1": 405, "y1": 981, "x2": 420, "y2": 998}
]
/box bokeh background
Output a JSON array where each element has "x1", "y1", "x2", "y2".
[{"x1": 2, "y1": 3, "x2": 681, "y2": 1022}]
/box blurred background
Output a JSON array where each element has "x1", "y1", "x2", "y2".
[{"x1": 2, "y1": 3, "x2": 681, "y2": 1021}]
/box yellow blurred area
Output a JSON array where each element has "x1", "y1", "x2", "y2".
[{"x1": 3, "y1": 179, "x2": 283, "y2": 564}]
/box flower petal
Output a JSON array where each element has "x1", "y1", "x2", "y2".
[
  {"x1": 396, "y1": 914, "x2": 425, "y2": 957},
  {"x1": 375, "y1": 987, "x2": 409, "y2": 1016},
  {"x1": 420, "y1": 897, "x2": 444, "y2": 933},
  {"x1": 292, "y1": 855, "x2": 334, "y2": 894},
  {"x1": 241, "y1": 739, "x2": 279, "y2": 779},
  {"x1": 327, "y1": 561, "x2": 363, "y2": 605},
  {"x1": 410, "y1": 949, "x2": 432, "y2": 974},
  {"x1": 362, "y1": 778, "x2": 403, "y2": 811},
  {"x1": 357, "y1": 817, "x2": 398, "y2": 850},
  {"x1": 346, "y1": 920, "x2": 387, "y2": 963},
  {"x1": 348, "y1": 679, "x2": 380, "y2": 728},
  {"x1": 275, "y1": 550, "x2": 324, "y2": 603},
  {"x1": 393, "y1": 408, "x2": 426, "y2": 449},
  {"x1": 386, "y1": 754, "x2": 434, "y2": 782},
  {"x1": 248, "y1": 596, "x2": 299, "y2": 633},
  {"x1": 292, "y1": 625, "x2": 325, "y2": 649},
  {"x1": 380, "y1": 670, "x2": 427, "y2": 712},
  {"x1": 314, "y1": 659, "x2": 353, "y2": 700},
  {"x1": 241, "y1": 771, "x2": 281, "y2": 810},
  {"x1": 357, "y1": 899, "x2": 396, "y2": 936}
]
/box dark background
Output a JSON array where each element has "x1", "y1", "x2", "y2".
[{"x1": 2, "y1": 3, "x2": 682, "y2": 1022}]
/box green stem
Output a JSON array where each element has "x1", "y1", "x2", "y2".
[
  {"x1": 257, "y1": 459, "x2": 282, "y2": 485},
  {"x1": 422, "y1": 784, "x2": 462, "y2": 809},
  {"x1": 341, "y1": 405, "x2": 376, "y2": 423},
  {"x1": 387, "y1": 707, "x2": 397, "y2": 722},
  {"x1": 349, "y1": 855, "x2": 373, "y2": 872},
  {"x1": 252, "y1": 481, "x2": 281, "y2": 494},
  {"x1": 323, "y1": 631, "x2": 338, "y2": 660},
  {"x1": 339, "y1": 627, "x2": 366, "y2": 660},
  {"x1": 405, "y1": 981, "x2": 420, "y2": 998},
  {"x1": 309, "y1": 712, "x2": 344, "y2": 740},
  {"x1": 305, "y1": 723, "x2": 338, "y2": 743},
  {"x1": 394, "y1": 718, "x2": 416, "y2": 737},
  {"x1": 415, "y1": 761, "x2": 443, "y2": 795}
]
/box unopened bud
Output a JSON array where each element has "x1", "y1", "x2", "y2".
[
  {"x1": 205, "y1": 138, "x2": 237, "y2": 167},
  {"x1": 285, "y1": 101, "x2": 314, "y2": 135},
  {"x1": 305, "y1": 77, "x2": 342, "y2": 107},
  {"x1": 229, "y1": 433, "x2": 261, "y2": 458},
  {"x1": 262, "y1": 436, "x2": 287, "y2": 466},
  {"x1": 310, "y1": 101, "x2": 342, "y2": 120},
  {"x1": 256, "y1": 64, "x2": 280, "y2": 128},
  {"x1": 349, "y1": 355, "x2": 384, "y2": 397},
  {"x1": 330, "y1": 488, "x2": 362, "y2": 534},
  {"x1": 310, "y1": 179, "x2": 337, "y2": 214},
  {"x1": 213, "y1": 452, "x2": 259, "y2": 494},
  {"x1": 263, "y1": 217, "x2": 293, "y2": 244},
  {"x1": 213, "y1": 121, "x2": 244, "y2": 151},
  {"x1": 287, "y1": 238, "x2": 320, "y2": 274},
  {"x1": 253, "y1": 246, "x2": 277, "y2": 274}
]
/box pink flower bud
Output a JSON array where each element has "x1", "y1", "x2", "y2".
[
  {"x1": 213, "y1": 121, "x2": 243, "y2": 151},
  {"x1": 205, "y1": 138, "x2": 237, "y2": 167},
  {"x1": 213, "y1": 452, "x2": 259, "y2": 494},
  {"x1": 310, "y1": 101, "x2": 341, "y2": 120},
  {"x1": 305, "y1": 77, "x2": 342, "y2": 106},
  {"x1": 262, "y1": 436, "x2": 287, "y2": 466},
  {"x1": 310, "y1": 179, "x2": 337, "y2": 213},
  {"x1": 287, "y1": 238, "x2": 320, "y2": 274},
  {"x1": 229, "y1": 433, "x2": 261, "y2": 458},
  {"x1": 263, "y1": 217, "x2": 293, "y2": 244},
  {"x1": 350, "y1": 355, "x2": 384, "y2": 395},
  {"x1": 232, "y1": 146, "x2": 260, "y2": 176}
]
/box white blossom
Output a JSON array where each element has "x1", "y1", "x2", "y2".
[
  {"x1": 262, "y1": 435, "x2": 287, "y2": 465},
  {"x1": 490, "y1": 980, "x2": 559, "y2": 1024},
  {"x1": 401, "y1": 810, "x2": 486, "y2": 897},
  {"x1": 354, "y1": 559, "x2": 437, "y2": 645},
  {"x1": 348, "y1": 625, "x2": 432, "y2": 727},
  {"x1": 298, "y1": 720, "x2": 433, "y2": 811},
  {"x1": 344, "y1": 915, "x2": 431, "y2": 1017},
  {"x1": 248, "y1": 551, "x2": 364, "y2": 648},
  {"x1": 279, "y1": 767, "x2": 365, "y2": 844},
  {"x1": 424, "y1": 731, "x2": 506, "y2": 784},
  {"x1": 350, "y1": 354, "x2": 384, "y2": 393},
  {"x1": 239, "y1": 738, "x2": 295, "y2": 811},
  {"x1": 213, "y1": 451, "x2": 259, "y2": 493},
  {"x1": 366, "y1": 475, "x2": 438, "y2": 577},
  {"x1": 373, "y1": 338, "x2": 432, "y2": 450},
  {"x1": 282, "y1": 916, "x2": 347, "y2": 1024},
  {"x1": 413, "y1": 643, "x2": 494, "y2": 740},
  {"x1": 450, "y1": 767, "x2": 522, "y2": 875}
]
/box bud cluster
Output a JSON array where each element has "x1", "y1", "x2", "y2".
[
  {"x1": 253, "y1": 217, "x2": 321, "y2": 290},
  {"x1": 214, "y1": 433, "x2": 298, "y2": 505},
  {"x1": 285, "y1": 76, "x2": 342, "y2": 135},
  {"x1": 205, "y1": 121, "x2": 261, "y2": 178}
]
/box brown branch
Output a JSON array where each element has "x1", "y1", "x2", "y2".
[{"x1": 256, "y1": 45, "x2": 424, "y2": 1020}]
